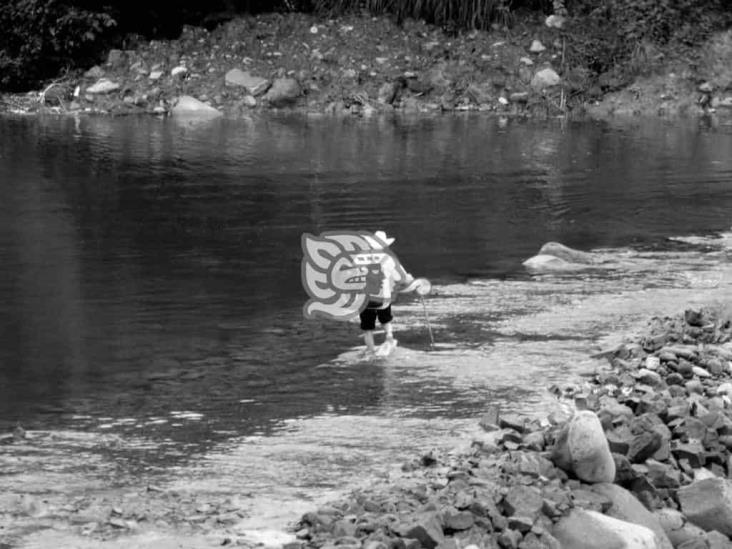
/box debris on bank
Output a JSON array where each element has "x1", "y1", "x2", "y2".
[{"x1": 289, "y1": 305, "x2": 732, "y2": 549}]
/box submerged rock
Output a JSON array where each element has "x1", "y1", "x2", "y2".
[{"x1": 522, "y1": 242, "x2": 597, "y2": 272}]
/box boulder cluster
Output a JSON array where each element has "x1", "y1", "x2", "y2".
[{"x1": 289, "y1": 306, "x2": 732, "y2": 549}]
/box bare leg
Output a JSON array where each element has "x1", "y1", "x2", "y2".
[
  {"x1": 383, "y1": 321, "x2": 394, "y2": 342},
  {"x1": 363, "y1": 330, "x2": 376, "y2": 354}
]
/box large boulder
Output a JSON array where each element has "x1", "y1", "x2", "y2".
[
  {"x1": 553, "y1": 509, "x2": 662, "y2": 549},
  {"x1": 678, "y1": 478, "x2": 732, "y2": 536},
  {"x1": 551, "y1": 411, "x2": 616, "y2": 483},
  {"x1": 590, "y1": 483, "x2": 673, "y2": 549},
  {"x1": 171, "y1": 96, "x2": 223, "y2": 119}
]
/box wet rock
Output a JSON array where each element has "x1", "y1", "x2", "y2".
[
  {"x1": 264, "y1": 78, "x2": 302, "y2": 107},
  {"x1": 171, "y1": 95, "x2": 223, "y2": 118},
  {"x1": 553, "y1": 508, "x2": 661, "y2": 549},
  {"x1": 678, "y1": 478, "x2": 732, "y2": 536}
]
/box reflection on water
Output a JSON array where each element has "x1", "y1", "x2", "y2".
[{"x1": 2, "y1": 113, "x2": 732, "y2": 524}]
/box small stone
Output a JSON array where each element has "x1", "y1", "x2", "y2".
[
  {"x1": 529, "y1": 40, "x2": 546, "y2": 53},
  {"x1": 545, "y1": 14, "x2": 566, "y2": 28},
  {"x1": 171, "y1": 66, "x2": 188, "y2": 78}
]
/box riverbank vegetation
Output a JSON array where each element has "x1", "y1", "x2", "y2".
[{"x1": 1, "y1": 0, "x2": 731, "y2": 117}]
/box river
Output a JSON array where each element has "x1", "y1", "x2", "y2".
[{"x1": 2, "y1": 113, "x2": 732, "y2": 535}]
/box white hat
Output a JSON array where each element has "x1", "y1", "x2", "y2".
[{"x1": 373, "y1": 230, "x2": 396, "y2": 247}]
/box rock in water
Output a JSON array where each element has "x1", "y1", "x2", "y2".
[
  {"x1": 553, "y1": 509, "x2": 662, "y2": 549},
  {"x1": 523, "y1": 242, "x2": 597, "y2": 272},
  {"x1": 171, "y1": 96, "x2": 222, "y2": 119},
  {"x1": 537, "y1": 242, "x2": 595, "y2": 264},
  {"x1": 552, "y1": 410, "x2": 615, "y2": 483},
  {"x1": 523, "y1": 254, "x2": 582, "y2": 272}
]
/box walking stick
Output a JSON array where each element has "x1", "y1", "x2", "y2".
[{"x1": 419, "y1": 295, "x2": 435, "y2": 350}]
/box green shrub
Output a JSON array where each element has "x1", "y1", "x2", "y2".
[
  {"x1": 0, "y1": 0, "x2": 116, "y2": 91},
  {"x1": 564, "y1": 0, "x2": 731, "y2": 83}
]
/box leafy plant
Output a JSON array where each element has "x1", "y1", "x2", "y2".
[{"x1": 0, "y1": 0, "x2": 116, "y2": 91}]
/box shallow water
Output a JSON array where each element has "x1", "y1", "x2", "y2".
[{"x1": 2, "y1": 113, "x2": 732, "y2": 530}]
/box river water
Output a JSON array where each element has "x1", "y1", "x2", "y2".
[{"x1": 2, "y1": 113, "x2": 732, "y2": 530}]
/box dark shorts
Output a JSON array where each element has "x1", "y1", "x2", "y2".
[{"x1": 359, "y1": 301, "x2": 393, "y2": 330}]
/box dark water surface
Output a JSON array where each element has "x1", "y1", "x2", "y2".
[{"x1": 2, "y1": 113, "x2": 732, "y2": 526}]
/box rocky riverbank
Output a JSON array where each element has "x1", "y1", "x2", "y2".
[
  {"x1": 1, "y1": 12, "x2": 731, "y2": 121},
  {"x1": 287, "y1": 305, "x2": 732, "y2": 549}
]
